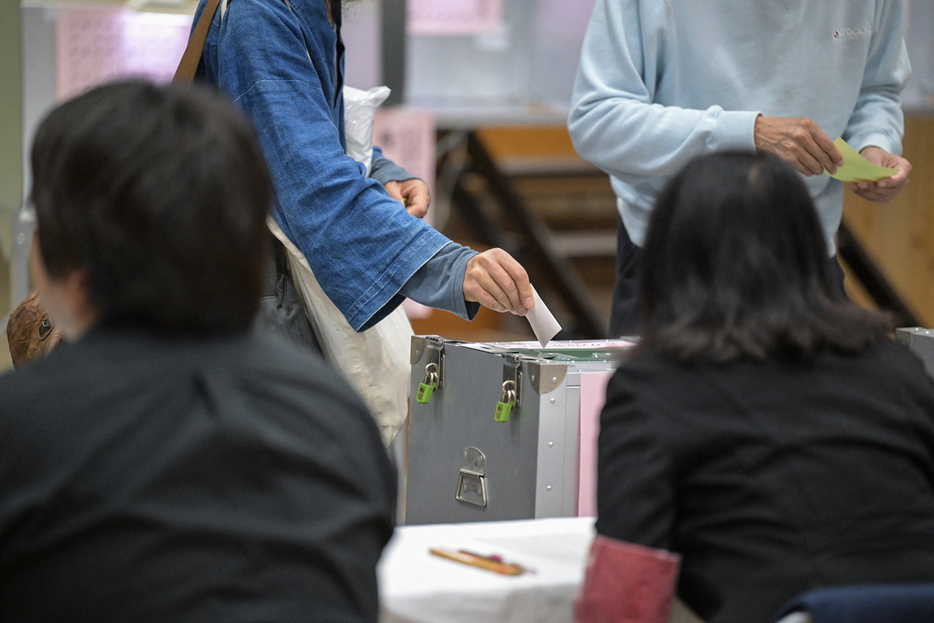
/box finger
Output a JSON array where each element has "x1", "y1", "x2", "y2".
[
  {"x1": 853, "y1": 184, "x2": 895, "y2": 203},
  {"x1": 463, "y1": 275, "x2": 508, "y2": 312},
  {"x1": 487, "y1": 262, "x2": 525, "y2": 314},
  {"x1": 471, "y1": 251, "x2": 530, "y2": 314},
  {"x1": 794, "y1": 150, "x2": 824, "y2": 176},
  {"x1": 463, "y1": 255, "x2": 512, "y2": 312},
  {"x1": 799, "y1": 135, "x2": 837, "y2": 175},
  {"x1": 406, "y1": 203, "x2": 429, "y2": 218},
  {"x1": 873, "y1": 184, "x2": 905, "y2": 202},
  {"x1": 482, "y1": 277, "x2": 513, "y2": 314},
  {"x1": 404, "y1": 191, "x2": 431, "y2": 218},
  {"x1": 848, "y1": 182, "x2": 877, "y2": 200},
  {"x1": 383, "y1": 181, "x2": 405, "y2": 204},
  {"x1": 472, "y1": 284, "x2": 509, "y2": 312},
  {"x1": 811, "y1": 126, "x2": 843, "y2": 168},
  {"x1": 404, "y1": 183, "x2": 431, "y2": 208},
  {"x1": 484, "y1": 249, "x2": 533, "y2": 312},
  {"x1": 787, "y1": 157, "x2": 818, "y2": 177},
  {"x1": 852, "y1": 187, "x2": 875, "y2": 201},
  {"x1": 854, "y1": 184, "x2": 879, "y2": 198},
  {"x1": 878, "y1": 167, "x2": 910, "y2": 188},
  {"x1": 500, "y1": 257, "x2": 534, "y2": 309}
]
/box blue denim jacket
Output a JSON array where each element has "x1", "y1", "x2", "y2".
[{"x1": 193, "y1": 0, "x2": 474, "y2": 330}]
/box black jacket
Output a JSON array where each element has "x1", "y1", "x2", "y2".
[
  {"x1": 0, "y1": 327, "x2": 394, "y2": 622},
  {"x1": 598, "y1": 337, "x2": 934, "y2": 623}
]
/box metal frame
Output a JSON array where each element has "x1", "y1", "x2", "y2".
[
  {"x1": 448, "y1": 131, "x2": 608, "y2": 338},
  {"x1": 380, "y1": 0, "x2": 406, "y2": 106},
  {"x1": 837, "y1": 220, "x2": 919, "y2": 327}
]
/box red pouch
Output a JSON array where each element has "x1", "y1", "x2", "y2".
[{"x1": 575, "y1": 535, "x2": 681, "y2": 623}]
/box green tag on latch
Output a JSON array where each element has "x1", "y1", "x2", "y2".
[
  {"x1": 495, "y1": 401, "x2": 513, "y2": 423},
  {"x1": 416, "y1": 382, "x2": 435, "y2": 404}
]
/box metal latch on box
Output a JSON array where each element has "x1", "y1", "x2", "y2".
[
  {"x1": 494, "y1": 354, "x2": 522, "y2": 422},
  {"x1": 455, "y1": 447, "x2": 488, "y2": 508},
  {"x1": 412, "y1": 336, "x2": 446, "y2": 404}
]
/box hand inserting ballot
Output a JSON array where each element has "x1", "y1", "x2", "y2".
[{"x1": 463, "y1": 249, "x2": 535, "y2": 316}]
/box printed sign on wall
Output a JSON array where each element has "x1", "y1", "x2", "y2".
[
  {"x1": 373, "y1": 107, "x2": 438, "y2": 320},
  {"x1": 57, "y1": 8, "x2": 191, "y2": 101},
  {"x1": 408, "y1": 0, "x2": 503, "y2": 36}
]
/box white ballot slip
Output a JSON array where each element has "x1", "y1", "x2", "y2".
[{"x1": 526, "y1": 285, "x2": 562, "y2": 347}]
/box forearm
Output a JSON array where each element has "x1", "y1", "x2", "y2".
[
  {"x1": 567, "y1": 0, "x2": 758, "y2": 184},
  {"x1": 569, "y1": 99, "x2": 758, "y2": 184},
  {"x1": 398, "y1": 243, "x2": 480, "y2": 320}
]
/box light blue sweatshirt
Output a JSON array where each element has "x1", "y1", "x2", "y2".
[{"x1": 569, "y1": 0, "x2": 911, "y2": 254}]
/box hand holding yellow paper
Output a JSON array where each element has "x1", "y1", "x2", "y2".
[{"x1": 826, "y1": 138, "x2": 899, "y2": 182}]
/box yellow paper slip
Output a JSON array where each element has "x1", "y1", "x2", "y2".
[{"x1": 826, "y1": 137, "x2": 898, "y2": 182}]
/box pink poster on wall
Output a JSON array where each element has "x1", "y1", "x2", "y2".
[
  {"x1": 373, "y1": 107, "x2": 437, "y2": 320},
  {"x1": 373, "y1": 108, "x2": 437, "y2": 200},
  {"x1": 57, "y1": 8, "x2": 191, "y2": 102},
  {"x1": 578, "y1": 370, "x2": 614, "y2": 517},
  {"x1": 408, "y1": 0, "x2": 503, "y2": 36}
]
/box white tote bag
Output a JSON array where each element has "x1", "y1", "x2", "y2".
[
  {"x1": 268, "y1": 85, "x2": 412, "y2": 447},
  {"x1": 268, "y1": 218, "x2": 412, "y2": 447}
]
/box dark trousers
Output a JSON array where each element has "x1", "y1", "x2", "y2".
[
  {"x1": 609, "y1": 217, "x2": 642, "y2": 338},
  {"x1": 609, "y1": 216, "x2": 848, "y2": 338}
]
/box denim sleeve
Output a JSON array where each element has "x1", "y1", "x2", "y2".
[
  {"x1": 212, "y1": 0, "x2": 450, "y2": 331},
  {"x1": 357, "y1": 243, "x2": 479, "y2": 331}
]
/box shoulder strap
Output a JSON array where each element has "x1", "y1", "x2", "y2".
[{"x1": 173, "y1": 0, "x2": 224, "y2": 83}]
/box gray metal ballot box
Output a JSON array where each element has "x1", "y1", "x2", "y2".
[{"x1": 404, "y1": 336, "x2": 635, "y2": 525}]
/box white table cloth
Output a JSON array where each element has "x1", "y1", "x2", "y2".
[{"x1": 378, "y1": 517, "x2": 596, "y2": 623}]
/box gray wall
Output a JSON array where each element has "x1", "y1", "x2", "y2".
[
  {"x1": 14, "y1": 7, "x2": 57, "y2": 306},
  {"x1": 903, "y1": 1, "x2": 934, "y2": 111},
  {"x1": 1, "y1": 2, "x2": 24, "y2": 317},
  {"x1": 405, "y1": 0, "x2": 933, "y2": 124},
  {"x1": 406, "y1": 0, "x2": 597, "y2": 126}
]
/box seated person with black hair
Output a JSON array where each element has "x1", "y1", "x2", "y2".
[
  {"x1": 0, "y1": 80, "x2": 394, "y2": 622},
  {"x1": 577, "y1": 151, "x2": 934, "y2": 623}
]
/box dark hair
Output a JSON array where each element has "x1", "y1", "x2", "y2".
[
  {"x1": 637, "y1": 151, "x2": 893, "y2": 363},
  {"x1": 29, "y1": 80, "x2": 273, "y2": 334}
]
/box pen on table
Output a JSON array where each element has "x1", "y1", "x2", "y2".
[
  {"x1": 429, "y1": 547, "x2": 528, "y2": 576},
  {"x1": 459, "y1": 549, "x2": 501, "y2": 562}
]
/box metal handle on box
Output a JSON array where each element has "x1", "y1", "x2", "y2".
[{"x1": 455, "y1": 447, "x2": 488, "y2": 508}]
